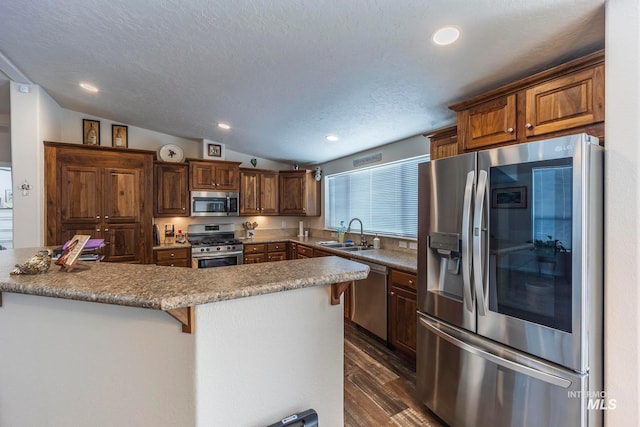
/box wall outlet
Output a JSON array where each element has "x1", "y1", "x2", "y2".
[
  {"x1": 409, "y1": 242, "x2": 418, "y2": 250},
  {"x1": 281, "y1": 220, "x2": 287, "y2": 229},
  {"x1": 398, "y1": 241, "x2": 407, "y2": 248}
]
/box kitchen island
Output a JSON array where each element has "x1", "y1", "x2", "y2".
[{"x1": 0, "y1": 248, "x2": 369, "y2": 427}]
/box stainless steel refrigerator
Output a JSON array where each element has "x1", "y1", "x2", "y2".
[{"x1": 417, "y1": 134, "x2": 603, "y2": 427}]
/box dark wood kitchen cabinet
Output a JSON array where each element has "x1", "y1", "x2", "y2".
[
  {"x1": 279, "y1": 170, "x2": 321, "y2": 216},
  {"x1": 44, "y1": 142, "x2": 154, "y2": 264},
  {"x1": 427, "y1": 125, "x2": 458, "y2": 160},
  {"x1": 296, "y1": 243, "x2": 313, "y2": 259},
  {"x1": 388, "y1": 268, "x2": 417, "y2": 362},
  {"x1": 154, "y1": 162, "x2": 189, "y2": 217},
  {"x1": 243, "y1": 241, "x2": 288, "y2": 264},
  {"x1": 240, "y1": 168, "x2": 279, "y2": 215},
  {"x1": 188, "y1": 159, "x2": 241, "y2": 191},
  {"x1": 154, "y1": 247, "x2": 191, "y2": 267},
  {"x1": 451, "y1": 50, "x2": 604, "y2": 153}
]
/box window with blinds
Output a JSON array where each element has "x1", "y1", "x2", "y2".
[{"x1": 326, "y1": 155, "x2": 429, "y2": 238}]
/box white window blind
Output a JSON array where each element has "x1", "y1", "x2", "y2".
[{"x1": 326, "y1": 155, "x2": 429, "y2": 238}]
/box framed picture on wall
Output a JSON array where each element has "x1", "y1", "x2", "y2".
[
  {"x1": 202, "y1": 140, "x2": 225, "y2": 160},
  {"x1": 82, "y1": 119, "x2": 100, "y2": 145},
  {"x1": 112, "y1": 124, "x2": 128, "y2": 148}
]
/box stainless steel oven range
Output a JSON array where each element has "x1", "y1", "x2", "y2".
[{"x1": 187, "y1": 223, "x2": 243, "y2": 268}]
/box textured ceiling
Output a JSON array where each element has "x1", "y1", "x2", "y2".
[{"x1": 0, "y1": 0, "x2": 604, "y2": 164}]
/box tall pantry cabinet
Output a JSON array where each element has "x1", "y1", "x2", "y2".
[{"x1": 44, "y1": 142, "x2": 154, "y2": 264}]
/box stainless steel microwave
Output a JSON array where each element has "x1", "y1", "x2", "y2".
[{"x1": 190, "y1": 191, "x2": 239, "y2": 216}]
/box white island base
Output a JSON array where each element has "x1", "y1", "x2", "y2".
[{"x1": 0, "y1": 284, "x2": 344, "y2": 426}]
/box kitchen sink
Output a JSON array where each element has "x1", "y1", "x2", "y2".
[
  {"x1": 335, "y1": 245, "x2": 374, "y2": 252},
  {"x1": 317, "y1": 241, "x2": 374, "y2": 251}
]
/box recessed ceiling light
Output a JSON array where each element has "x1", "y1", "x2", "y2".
[
  {"x1": 218, "y1": 122, "x2": 231, "y2": 130},
  {"x1": 326, "y1": 135, "x2": 339, "y2": 142},
  {"x1": 79, "y1": 82, "x2": 99, "y2": 93},
  {"x1": 432, "y1": 26, "x2": 460, "y2": 46}
]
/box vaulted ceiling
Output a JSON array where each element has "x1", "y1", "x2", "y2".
[{"x1": 0, "y1": 0, "x2": 605, "y2": 163}]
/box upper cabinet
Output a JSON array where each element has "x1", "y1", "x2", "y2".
[
  {"x1": 240, "y1": 168, "x2": 279, "y2": 216},
  {"x1": 154, "y1": 162, "x2": 189, "y2": 217},
  {"x1": 449, "y1": 50, "x2": 604, "y2": 154},
  {"x1": 279, "y1": 170, "x2": 321, "y2": 216},
  {"x1": 188, "y1": 159, "x2": 241, "y2": 192},
  {"x1": 427, "y1": 125, "x2": 458, "y2": 160}
]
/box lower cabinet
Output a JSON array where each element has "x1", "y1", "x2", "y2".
[
  {"x1": 296, "y1": 244, "x2": 313, "y2": 259},
  {"x1": 266, "y1": 242, "x2": 287, "y2": 262},
  {"x1": 243, "y1": 242, "x2": 288, "y2": 264},
  {"x1": 154, "y1": 247, "x2": 191, "y2": 268},
  {"x1": 388, "y1": 269, "x2": 417, "y2": 362}
]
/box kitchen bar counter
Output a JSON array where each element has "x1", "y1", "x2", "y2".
[
  {"x1": 244, "y1": 235, "x2": 418, "y2": 273},
  {"x1": 0, "y1": 247, "x2": 364, "y2": 426},
  {"x1": 0, "y1": 248, "x2": 368, "y2": 311}
]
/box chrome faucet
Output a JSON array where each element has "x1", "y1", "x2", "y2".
[{"x1": 346, "y1": 217, "x2": 367, "y2": 246}]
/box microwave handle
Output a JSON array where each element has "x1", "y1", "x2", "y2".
[{"x1": 226, "y1": 194, "x2": 231, "y2": 214}]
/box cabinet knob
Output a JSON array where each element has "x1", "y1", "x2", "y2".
[
  {"x1": 525, "y1": 123, "x2": 533, "y2": 129},
  {"x1": 506, "y1": 127, "x2": 514, "y2": 134},
  {"x1": 96, "y1": 215, "x2": 101, "y2": 219},
  {"x1": 96, "y1": 228, "x2": 101, "y2": 232},
  {"x1": 409, "y1": 280, "x2": 414, "y2": 285},
  {"x1": 390, "y1": 291, "x2": 395, "y2": 296},
  {"x1": 104, "y1": 215, "x2": 109, "y2": 219},
  {"x1": 170, "y1": 253, "x2": 175, "y2": 257},
  {"x1": 104, "y1": 228, "x2": 109, "y2": 232}
]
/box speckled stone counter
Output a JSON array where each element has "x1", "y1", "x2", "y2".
[
  {"x1": 244, "y1": 235, "x2": 417, "y2": 273},
  {"x1": 0, "y1": 248, "x2": 369, "y2": 311}
]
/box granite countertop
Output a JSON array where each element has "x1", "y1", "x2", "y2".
[
  {"x1": 243, "y1": 236, "x2": 417, "y2": 274},
  {"x1": 0, "y1": 248, "x2": 369, "y2": 311}
]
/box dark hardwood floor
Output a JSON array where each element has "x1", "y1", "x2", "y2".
[{"x1": 344, "y1": 320, "x2": 446, "y2": 426}]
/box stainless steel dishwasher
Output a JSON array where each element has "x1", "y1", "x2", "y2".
[{"x1": 349, "y1": 259, "x2": 388, "y2": 341}]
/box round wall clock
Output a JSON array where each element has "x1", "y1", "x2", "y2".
[{"x1": 158, "y1": 144, "x2": 185, "y2": 162}]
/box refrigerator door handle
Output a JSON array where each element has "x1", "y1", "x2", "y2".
[
  {"x1": 419, "y1": 317, "x2": 572, "y2": 388},
  {"x1": 473, "y1": 170, "x2": 488, "y2": 316},
  {"x1": 461, "y1": 170, "x2": 475, "y2": 312}
]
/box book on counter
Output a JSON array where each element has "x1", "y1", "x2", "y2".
[{"x1": 53, "y1": 236, "x2": 105, "y2": 265}]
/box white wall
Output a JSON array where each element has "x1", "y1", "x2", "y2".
[
  {"x1": 0, "y1": 293, "x2": 196, "y2": 427},
  {"x1": 604, "y1": 0, "x2": 640, "y2": 425},
  {"x1": 10, "y1": 83, "x2": 61, "y2": 248},
  {"x1": 195, "y1": 285, "x2": 344, "y2": 426}
]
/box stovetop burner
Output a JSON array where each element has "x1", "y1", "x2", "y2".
[
  {"x1": 190, "y1": 238, "x2": 243, "y2": 247},
  {"x1": 186, "y1": 223, "x2": 243, "y2": 255}
]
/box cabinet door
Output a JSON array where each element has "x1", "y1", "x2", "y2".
[
  {"x1": 266, "y1": 251, "x2": 287, "y2": 262},
  {"x1": 60, "y1": 165, "x2": 101, "y2": 223},
  {"x1": 103, "y1": 168, "x2": 141, "y2": 223},
  {"x1": 280, "y1": 173, "x2": 306, "y2": 215},
  {"x1": 244, "y1": 253, "x2": 266, "y2": 264},
  {"x1": 429, "y1": 125, "x2": 458, "y2": 160},
  {"x1": 524, "y1": 65, "x2": 605, "y2": 137},
  {"x1": 459, "y1": 94, "x2": 517, "y2": 150},
  {"x1": 388, "y1": 269, "x2": 417, "y2": 361},
  {"x1": 155, "y1": 163, "x2": 189, "y2": 216},
  {"x1": 214, "y1": 164, "x2": 240, "y2": 191},
  {"x1": 190, "y1": 163, "x2": 216, "y2": 190},
  {"x1": 240, "y1": 170, "x2": 260, "y2": 215},
  {"x1": 103, "y1": 223, "x2": 141, "y2": 263},
  {"x1": 296, "y1": 244, "x2": 313, "y2": 259},
  {"x1": 260, "y1": 171, "x2": 279, "y2": 215}
]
